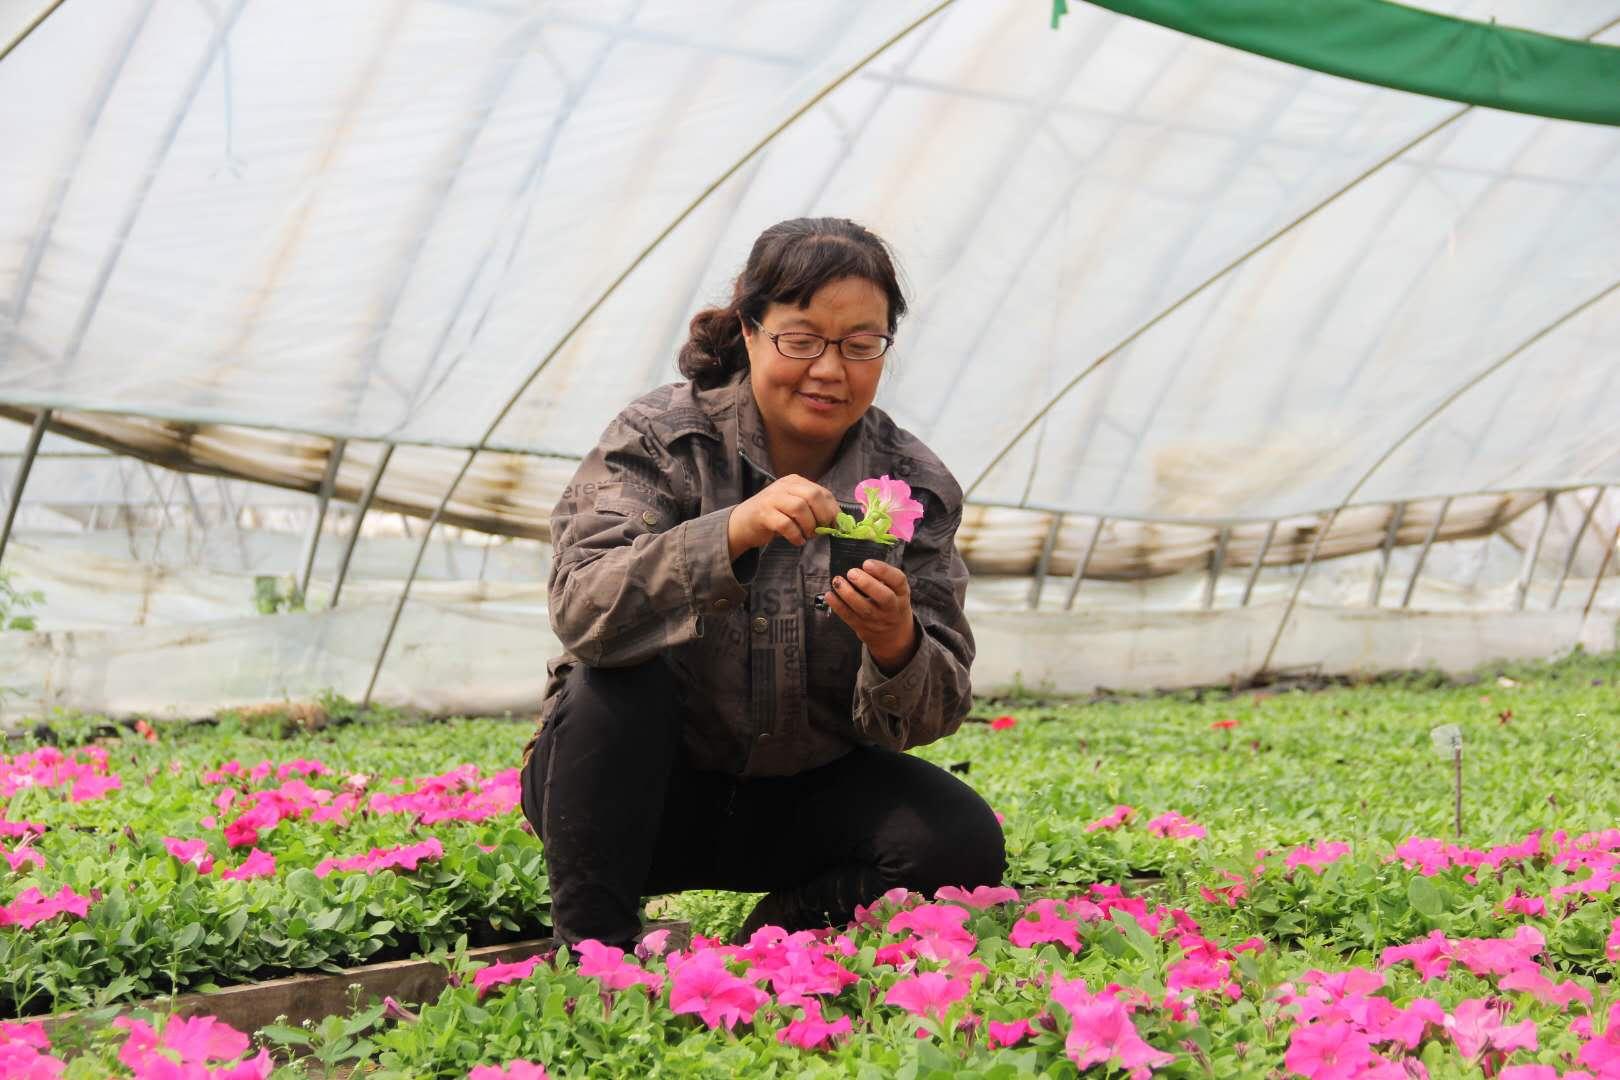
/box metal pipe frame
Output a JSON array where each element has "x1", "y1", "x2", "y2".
[
  {"x1": 1239, "y1": 521, "x2": 1277, "y2": 608},
  {"x1": 1515, "y1": 491, "x2": 1557, "y2": 611},
  {"x1": 1551, "y1": 485, "x2": 1604, "y2": 609},
  {"x1": 1581, "y1": 524, "x2": 1619, "y2": 619},
  {"x1": 0, "y1": 410, "x2": 51, "y2": 565},
  {"x1": 0, "y1": 0, "x2": 69, "y2": 65},
  {"x1": 1400, "y1": 496, "x2": 1451, "y2": 609},
  {"x1": 1202, "y1": 526, "x2": 1231, "y2": 611},
  {"x1": 358, "y1": 2, "x2": 959, "y2": 706},
  {"x1": 329, "y1": 443, "x2": 395, "y2": 608},
  {"x1": 1368, "y1": 501, "x2": 1405, "y2": 607},
  {"x1": 1062, "y1": 516, "x2": 1105, "y2": 611},
  {"x1": 1257, "y1": 277, "x2": 1620, "y2": 677},
  {"x1": 296, "y1": 439, "x2": 347, "y2": 600},
  {"x1": 1027, "y1": 513, "x2": 1063, "y2": 610}
]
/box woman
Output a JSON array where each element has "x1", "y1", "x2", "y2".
[{"x1": 519, "y1": 217, "x2": 1005, "y2": 951}]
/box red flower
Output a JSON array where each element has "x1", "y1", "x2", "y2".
[{"x1": 990, "y1": 715, "x2": 1018, "y2": 731}]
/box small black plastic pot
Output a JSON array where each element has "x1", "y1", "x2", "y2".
[{"x1": 828, "y1": 536, "x2": 894, "y2": 581}]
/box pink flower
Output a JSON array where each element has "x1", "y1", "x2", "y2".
[
  {"x1": 1503, "y1": 891, "x2": 1547, "y2": 919},
  {"x1": 1008, "y1": 898, "x2": 1082, "y2": 953},
  {"x1": 1498, "y1": 1067, "x2": 1563, "y2": 1080},
  {"x1": 1285, "y1": 841, "x2": 1352, "y2": 875},
  {"x1": 220, "y1": 848, "x2": 276, "y2": 882},
  {"x1": 574, "y1": 940, "x2": 663, "y2": 995},
  {"x1": 1379, "y1": 930, "x2": 1453, "y2": 980},
  {"x1": 1444, "y1": 998, "x2": 1538, "y2": 1060},
  {"x1": 468, "y1": 1063, "x2": 550, "y2": 1079},
  {"x1": 1452, "y1": 926, "x2": 1545, "y2": 979},
  {"x1": 635, "y1": 929, "x2": 672, "y2": 960},
  {"x1": 668, "y1": 950, "x2": 769, "y2": 1030},
  {"x1": 885, "y1": 971, "x2": 969, "y2": 1025},
  {"x1": 1393, "y1": 837, "x2": 1453, "y2": 876},
  {"x1": 887, "y1": 904, "x2": 978, "y2": 965},
  {"x1": 68, "y1": 774, "x2": 121, "y2": 802},
  {"x1": 0, "y1": 885, "x2": 92, "y2": 928},
  {"x1": 989, "y1": 715, "x2": 1017, "y2": 731},
  {"x1": 855, "y1": 475, "x2": 925, "y2": 542},
  {"x1": 314, "y1": 838, "x2": 444, "y2": 878},
  {"x1": 852, "y1": 887, "x2": 917, "y2": 929},
  {"x1": 1578, "y1": 1004, "x2": 1620, "y2": 1074},
  {"x1": 1210, "y1": 718, "x2": 1239, "y2": 730},
  {"x1": 1607, "y1": 917, "x2": 1620, "y2": 963},
  {"x1": 1146, "y1": 811, "x2": 1206, "y2": 840},
  {"x1": 158, "y1": 1015, "x2": 250, "y2": 1063},
  {"x1": 987, "y1": 1019, "x2": 1033, "y2": 1048},
  {"x1": 1086, "y1": 805, "x2": 1135, "y2": 832},
  {"x1": 935, "y1": 884, "x2": 1020, "y2": 908},
  {"x1": 1051, "y1": 977, "x2": 1175, "y2": 1079},
  {"x1": 163, "y1": 838, "x2": 215, "y2": 876},
  {"x1": 1285, "y1": 1019, "x2": 1380, "y2": 1079},
  {"x1": 473, "y1": 955, "x2": 545, "y2": 998},
  {"x1": 776, "y1": 1001, "x2": 853, "y2": 1050},
  {"x1": 1, "y1": 844, "x2": 44, "y2": 873},
  {"x1": 1498, "y1": 969, "x2": 1593, "y2": 1008}
]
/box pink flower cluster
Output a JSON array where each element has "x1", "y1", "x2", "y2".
[
  {"x1": 1378, "y1": 925, "x2": 1593, "y2": 1008},
  {"x1": 0, "y1": 746, "x2": 121, "y2": 803},
  {"x1": 313, "y1": 837, "x2": 443, "y2": 878},
  {"x1": 468, "y1": 1064, "x2": 549, "y2": 1080},
  {"x1": 201, "y1": 758, "x2": 331, "y2": 786},
  {"x1": 0, "y1": 1020, "x2": 64, "y2": 1077},
  {"x1": 367, "y1": 766, "x2": 521, "y2": 825},
  {"x1": 1051, "y1": 977, "x2": 1176, "y2": 1079},
  {"x1": 1, "y1": 841, "x2": 44, "y2": 873},
  {"x1": 221, "y1": 779, "x2": 360, "y2": 848},
  {"x1": 0, "y1": 885, "x2": 92, "y2": 929},
  {"x1": 113, "y1": 1014, "x2": 272, "y2": 1078},
  {"x1": 1082, "y1": 804, "x2": 1207, "y2": 840}
]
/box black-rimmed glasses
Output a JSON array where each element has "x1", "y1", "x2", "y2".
[{"x1": 752, "y1": 319, "x2": 892, "y2": 362}]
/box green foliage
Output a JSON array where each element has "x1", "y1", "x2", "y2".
[
  {"x1": 0, "y1": 565, "x2": 44, "y2": 631},
  {"x1": 253, "y1": 574, "x2": 305, "y2": 615}
]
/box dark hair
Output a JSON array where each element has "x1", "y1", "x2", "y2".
[{"x1": 677, "y1": 217, "x2": 908, "y2": 388}]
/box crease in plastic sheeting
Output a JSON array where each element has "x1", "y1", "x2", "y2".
[{"x1": 1066, "y1": 0, "x2": 1620, "y2": 126}]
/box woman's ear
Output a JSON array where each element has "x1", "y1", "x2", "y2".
[{"x1": 738, "y1": 313, "x2": 752, "y2": 341}]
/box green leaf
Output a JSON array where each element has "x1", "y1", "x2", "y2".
[{"x1": 1406, "y1": 876, "x2": 1445, "y2": 919}]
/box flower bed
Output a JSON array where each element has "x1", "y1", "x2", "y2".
[{"x1": 6, "y1": 652, "x2": 1620, "y2": 1076}]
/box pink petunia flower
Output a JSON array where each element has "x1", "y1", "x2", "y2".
[
  {"x1": 1444, "y1": 998, "x2": 1538, "y2": 1061},
  {"x1": 0, "y1": 885, "x2": 92, "y2": 929},
  {"x1": 0, "y1": 844, "x2": 44, "y2": 873},
  {"x1": 1285, "y1": 1018, "x2": 1380, "y2": 1079},
  {"x1": 668, "y1": 950, "x2": 769, "y2": 1031},
  {"x1": 987, "y1": 1018, "x2": 1034, "y2": 1048},
  {"x1": 1498, "y1": 968, "x2": 1593, "y2": 1008},
  {"x1": 313, "y1": 838, "x2": 443, "y2": 878},
  {"x1": 220, "y1": 848, "x2": 276, "y2": 882},
  {"x1": 68, "y1": 774, "x2": 121, "y2": 803},
  {"x1": 1051, "y1": 977, "x2": 1174, "y2": 1079},
  {"x1": 934, "y1": 884, "x2": 1020, "y2": 909},
  {"x1": 468, "y1": 1062, "x2": 550, "y2": 1079},
  {"x1": 1607, "y1": 917, "x2": 1620, "y2": 963},
  {"x1": 473, "y1": 955, "x2": 545, "y2": 999},
  {"x1": 885, "y1": 971, "x2": 969, "y2": 1027},
  {"x1": 1086, "y1": 805, "x2": 1135, "y2": 832},
  {"x1": 1503, "y1": 891, "x2": 1548, "y2": 919},
  {"x1": 1146, "y1": 811, "x2": 1206, "y2": 840},
  {"x1": 855, "y1": 475, "x2": 926, "y2": 542},
  {"x1": 886, "y1": 904, "x2": 978, "y2": 965},
  {"x1": 1008, "y1": 898, "x2": 1082, "y2": 953},
  {"x1": 573, "y1": 940, "x2": 663, "y2": 995},
  {"x1": 989, "y1": 715, "x2": 1017, "y2": 731},
  {"x1": 1285, "y1": 841, "x2": 1352, "y2": 875},
  {"x1": 163, "y1": 838, "x2": 215, "y2": 876},
  {"x1": 776, "y1": 1001, "x2": 853, "y2": 1051}
]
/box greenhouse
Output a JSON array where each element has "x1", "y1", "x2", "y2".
[{"x1": 1, "y1": 0, "x2": 1619, "y2": 1076}]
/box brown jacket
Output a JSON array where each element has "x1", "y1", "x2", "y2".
[{"x1": 524, "y1": 370, "x2": 975, "y2": 778}]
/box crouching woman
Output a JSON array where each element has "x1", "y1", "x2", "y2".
[{"x1": 519, "y1": 217, "x2": 1006, "y2": 951}]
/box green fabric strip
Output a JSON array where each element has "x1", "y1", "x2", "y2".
[{"x1": 1058, "y1": 0, "x2": 1620, "y2": 127}]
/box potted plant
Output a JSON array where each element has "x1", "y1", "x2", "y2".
[{"x1": 816, "y1": 474, "x2": 926, "y2": 581}]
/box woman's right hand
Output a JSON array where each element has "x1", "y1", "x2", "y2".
[{"x1": 727, "y1": 475, "x2": 842, "y2": 558}]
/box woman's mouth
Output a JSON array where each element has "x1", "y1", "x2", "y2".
[{"x1": 797, "y1": 391, "x2": 844, "y2": 412}]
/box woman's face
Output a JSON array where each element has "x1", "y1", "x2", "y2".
[{"x1": 742, "y1": 275, "x2": 889, "y2": 460}]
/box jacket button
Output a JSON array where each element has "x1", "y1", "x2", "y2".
[
  {"x1": 880, "y1": 693, "x2": 899, "y2": 709},
  {"x1": 641, "y1": 510, "x2": 658, "y2": 527},
  {"x1": 713, "y1": 597, "x2": 731, "y2": 612},
  {"x1": 896, "y1": 462, "x2": 913, "y2": 477},
  {"x1": 752, "y1": 616, "x2": 768, "y2": 634}
]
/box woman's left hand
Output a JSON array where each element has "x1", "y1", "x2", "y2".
[{"x1": 826, "y1": 560, "x2": 918, "y2": 674}]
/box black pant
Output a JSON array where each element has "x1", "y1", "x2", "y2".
[{"x1": 520, "y1": 658, "x2": 1007, "y2": 950}]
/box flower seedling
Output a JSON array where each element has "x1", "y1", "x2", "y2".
[{"x1": 816, "y1": 474, "x2": 925, "y2": 545}]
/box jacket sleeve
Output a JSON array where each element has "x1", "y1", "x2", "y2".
[
  {"x1": 548, "y1": 410, "x2": 753, "y2": 668},
  {"x1": 849, "y1": 494, "x2": 975, "y2": 751}
]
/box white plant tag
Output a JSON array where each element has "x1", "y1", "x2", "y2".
[{"x1": 1430, "y1": 723, "x2": 1462, "y2": 757}]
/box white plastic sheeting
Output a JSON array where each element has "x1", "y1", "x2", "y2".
[{"x1": 3, "y1": 0, "x2": 1619, "y2": 525}]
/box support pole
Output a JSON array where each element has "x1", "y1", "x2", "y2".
[
  {"x1": 1202, "y1": 526, "x2": 1230, "y2": 610},
  {"x1": 296, "y1": 439, "x2": 346, "y2": 602},
  {"x1": 1400, "y1": 496, "x2": 1451, "y2": 609},
  {"x1": 1027, "y1": 513, "x2": 1063, "y2": 610},
  {"x1": 0, "y1": 410, "x2": 50, "y2": 565},
  {"x1": 1515, "y1": 491, "x2": 1556, "y2": 611},
  {"x1": 1368, "y1": 501, "x2": 1406, "y2": 607},
  {"x1": 1581, "y1": 524, "x2": 1619, "y2": 619},
  {"x1": 329, "y1": 443, "x2": 394, "y2": 608},
  {"x1": 1240, "y1": 521, "x2": 1277, "y2": 607},
  {"x1": 1551, "y1": 486, "x2": 1603, "y2": 609},
  {"x1": 1063, "y1": 516, "x2": 1105, "y2": 611}
]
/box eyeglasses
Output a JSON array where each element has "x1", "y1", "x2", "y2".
[{"x1": 752, "y1": 319, "x2": 892, "y2": 362}]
